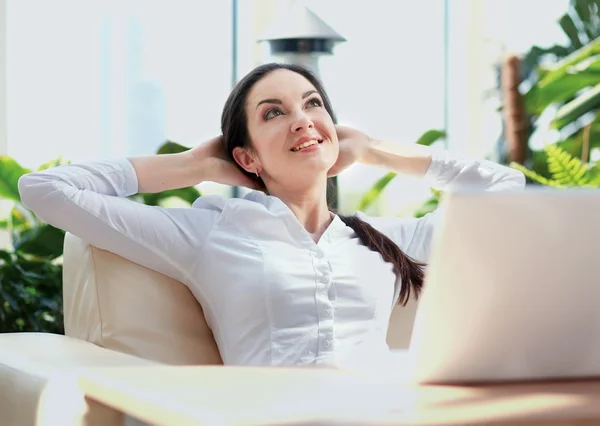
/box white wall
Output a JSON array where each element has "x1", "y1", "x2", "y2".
[
  {"x1": 0, "y1": 0, "x2": 9, "y2": 249},
  {"x1": 0, "y1": 0, "x2": 6, "y2": 157}
]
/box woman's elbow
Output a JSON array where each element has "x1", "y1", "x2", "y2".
[
  {"x1": 18, "y1": 172, "x2": 54, "y2": 212},
  {"x1": 18, "y1": 173, "x2": 37, "y2": 208}
]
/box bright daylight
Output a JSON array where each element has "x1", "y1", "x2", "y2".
[{"x1": 2, "y1": 0, "x2": 600, "y2": 425}]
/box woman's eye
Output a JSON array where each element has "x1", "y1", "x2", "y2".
[
  {"x1": 307, "y1": 98, "x2": 323, "y2": 108},
  {"x1": 264, "y1": 109, "x2": 282, "y2": 120}
]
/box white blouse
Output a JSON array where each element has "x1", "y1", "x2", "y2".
[{"x1": 18, "y1": 150, "x2": 525, "y2": 367}]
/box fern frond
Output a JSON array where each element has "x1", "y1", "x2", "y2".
[
  {"x1": 545, "y1": 144, "x2": 591, "y2": 186},
  {"x1": 509, "y1": 162, "x2": 565, "y2": 187}
]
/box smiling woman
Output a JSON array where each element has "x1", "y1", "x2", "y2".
[
  {"x1": 17, "y1": 62, "x2": 524, "y2": 369},
  {"x1": 223, "y1": 64, "x2": 340, "y2": 209}
]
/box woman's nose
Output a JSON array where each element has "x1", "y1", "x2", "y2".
[{"x1": 291, "y1": 111, "x2": 314, "y2": 133}]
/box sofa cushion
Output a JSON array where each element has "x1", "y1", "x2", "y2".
[{"x1": 62, "y1": 232, "x2": 223, "y2": 365}]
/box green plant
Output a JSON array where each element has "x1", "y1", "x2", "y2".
[
  {"x1": 357, "y1": 129, "x2": 446, "y2": 215},
  {"x1": 0, "y1": 156, "x2": 69, "y2": 333},
  {"x1": 0, "y1": 249, "x2": 63, "y2": 333},
  {"x1": 511, "y1": 143, "x2": 600, "y2": 187},
  {"x1": 525, "y1": 40, "x2": 600, "y2": 178},
  {"x1": 501, "y1": 0, "x2": 600, "y2": 174},
  {"x1": 412, "y1": 188, "x2": 443, "y2": 218}
]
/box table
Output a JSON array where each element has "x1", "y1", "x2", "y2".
[{"x1": 77, "y1": 366, "x2": 600, "y2": 425}]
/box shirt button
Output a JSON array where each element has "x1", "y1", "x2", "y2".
[
  {"x1": 323, "y1": 340, "x2": 332, "y2": 349},
  {"x1": 320, "y1": 275, "x2": 329, "y2": 284},
  {"x1": 324, "y1": 309, "x2": 332, "y2": 317}
]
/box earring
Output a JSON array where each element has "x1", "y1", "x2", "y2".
[{"x1": 255, "y1": 170, "x2": 261, "y2": 178}]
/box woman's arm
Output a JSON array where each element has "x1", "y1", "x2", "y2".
[
  {"x1": 356, "y1": 140, "x2": 525, "y2": 262},
  {"x1": 129, "y1": 151, "x2": 208, "y2": 193},
  {"x1": 360, "y1": 138, "x2": 434, "y2": 177},
  {"x1": 361, "y1": 138, "x2": 525, "y2": 191},
  {"x1": 18, "y1": 151, "x2": 219, "y2": 285}
]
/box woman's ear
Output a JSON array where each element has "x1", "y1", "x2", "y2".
[{"x1": 232, "y1": 146, "x2": 260, "y2": 174}]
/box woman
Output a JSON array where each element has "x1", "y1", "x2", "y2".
[{"x1": 18, "y1": 63, "x2": 525, "y2": 370}]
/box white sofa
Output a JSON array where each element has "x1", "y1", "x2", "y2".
[{"x1": 0, "y1": 232, "x2": 418, "y2": 426}]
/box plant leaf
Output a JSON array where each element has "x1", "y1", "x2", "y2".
[
  {"x1": 416, "y1": 130, "x2": 446, "y2": 146},
  {"x1": 413, "y1": 196, "x2": 439, "y2": 219},
  {"x1": 587, "y1": 162, "x2": 600, "y2": 185},
  {"x1": 551, "y1": 83, "x2": 600, "y2": 129},
  {"x1": 559, "y1": 13, "x2": 584, "y2": 49},
  {"x1": 510, "y1": 162, "x2": 564, "y2": 187},
  {"x1": 36, "y1": 157, "x2": 68, "y2": 171},
  {"x1": 357, "y1": 172, "x2": 396, "y2": 212},
  {"x1": 141, "y1": 187, "x2": 201, "y2": 207},
  {"x1": 156, "y1": 141, "x2": 191, "y2": 155},
  {"x1": 545, "y1": 144, "x2": 591, "y2": 185},
  {"x1": 0, "y1": 156, "x2": 31, "y2": 202},
  {"x1": 524, "y1": 57, "x2": 600, "y2": 116},
  {"x1": 13, "y1": 224, "x2": 65, "y2": 259}
]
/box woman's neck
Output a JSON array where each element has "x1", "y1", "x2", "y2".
[{"x1": 268, "y1": 181, "x2": 332, "y2": 241}]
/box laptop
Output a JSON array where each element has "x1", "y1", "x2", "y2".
[{"x1": 407, "y1": 187, "x2": 600, "y2": 384}]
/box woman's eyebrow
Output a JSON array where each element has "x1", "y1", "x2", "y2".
[
  {"x1": 256, "y1": 98, "x2": 281, "y2": 109},
  {"x1": 256, "y1": 90, "x2": 319, "y2": 110}
]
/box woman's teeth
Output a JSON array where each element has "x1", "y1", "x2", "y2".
[{"x1": 291, "y1": 140, "x2": 321, "y2": 152}]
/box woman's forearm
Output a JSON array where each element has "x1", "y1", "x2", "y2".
[
  {"x1": 360, "y1": 139, "x2": 433, "y2": 177},
  {"x1": 359, "y1": 136, "x2": 525, "y2": 191},
  {"x1": 129, "y1": 151, "x2": 205, "y2": 193}
]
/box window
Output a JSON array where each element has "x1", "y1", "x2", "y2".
[{"x1": 7, "y1": 1, "x2": 231, "y2": 170}]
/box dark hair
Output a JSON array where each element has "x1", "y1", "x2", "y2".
[{"x1": 220, "y1": 62, "x2": 425, "y2": 306}]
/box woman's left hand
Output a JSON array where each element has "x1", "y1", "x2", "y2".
[{"x1": 328, "y1": 125, "x2": 371, "y2": 177}]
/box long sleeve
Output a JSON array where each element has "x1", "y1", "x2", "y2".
[
  {"x1": 357, "y1": 150, "x2": 525, "y2": 263},
  {"x1": 18, "y1": 159, "x2": 221, "y2": 285}
]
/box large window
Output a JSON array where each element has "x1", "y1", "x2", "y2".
[
  {"x1": 5, "y1": 0, "x2": 572, "y2": 216},
  {"x1": 7, "y1": 1, "x2": 232, "y2": 168}
]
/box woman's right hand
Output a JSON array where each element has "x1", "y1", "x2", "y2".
[{"x1": 191, "y1": 136, "x2": 261, "y2": 190}]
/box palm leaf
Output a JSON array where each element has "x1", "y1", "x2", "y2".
[{"x1": 551, "y1": 83, "x2": 600, "y2": 129}]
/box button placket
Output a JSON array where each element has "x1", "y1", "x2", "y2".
[{"x1": 312, "y1": 249, "x2": 335, "y2": 357}]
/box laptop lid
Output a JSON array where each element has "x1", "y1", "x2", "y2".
[{"x1": 408, "y1": 188, "x2": 600, "y2": 384}]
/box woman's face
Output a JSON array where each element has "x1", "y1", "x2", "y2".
[{"x1": 234, "y1": 69, "x2": 338, "y2": 190}]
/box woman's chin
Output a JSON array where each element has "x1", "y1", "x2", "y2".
[{"x1": 291, "y1": 148, "x2": 337, "y2": 168}]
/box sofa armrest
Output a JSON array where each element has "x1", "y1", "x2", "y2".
[{"x1": 0, "y1": 333, "x2": 158, "y2": 426}]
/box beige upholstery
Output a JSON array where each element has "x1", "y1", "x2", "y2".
[
  {"x1": 0, "y1": 232, "x2": 417, "y2": 426},
  {"x1": 0, "y1": 333, "x2": 156, "y2": 426},
  {"x1": 62, "y1": 233, "x2": 222, "y2": 365}
]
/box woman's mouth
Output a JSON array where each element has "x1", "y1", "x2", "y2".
[{"x1": 290, "y1": 139, "x2": 323, "y2": 152}]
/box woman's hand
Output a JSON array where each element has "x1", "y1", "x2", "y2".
[
  {"x1": 192, "y1": 136, "x2": 261, "y2": 190},
  {"x1": 328, "y1": 125, "x2": 371, "y2": 177}
]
